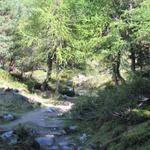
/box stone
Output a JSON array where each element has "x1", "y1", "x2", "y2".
[
  {"x1": 66, "y1": 80, "x2": 73, "y2": 87},
  {"x1": 77, "y1": 147, "x2": 85, "y2": 150},
  {"x1": 59, "y1": 86, "x2": 75, "y2": 97},
  {"x1": 4, "y1": 88, "x2": 19, "y2": 93},
  {"x1": 35, "y1": 135, "x2": 55, "y2": 148},
  {"x1": 45, "y1": 108, "x2": 56, "y2": 113},
  {"x1": 64, "y1": 125, "x2": 78, "y2": 134},
  {"x1": 1, "y1": 131, "x2": 13, "y2": 140},
  {"x1": 0, "y1": 128, "x2": 8, "y2": 134},
  {"x1": 3, "y1": 114, "x2": 14, "y2": 121},
  {"x1": 58, "y1": 137, "x2": 73, "y2": 147},
  {"x1": 79, "y1": 133, "x2": 87, "y2": 143},
  {"x1": 50, "y1": 130, "x2": 66, "y2": 136},
  {"x1": 49, "y1": 145, "x2": 60, "y2": 150},
  {"x1": 68, "y1": 126, "x2": 78, "y2": 132},
  {"x1": 61, "y1": 146, "x2": 73, "y2": 150},
  {"x1": 1, "y1": 131, "x2": 17, "y2": 144}
]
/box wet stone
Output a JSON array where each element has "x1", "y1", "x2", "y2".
[
  {"x1": 60, "y1": 146, "x2": 73, "y2": 150},
  {"x1": 64, "y1": 125, "x2": 78, "y2": 134},
  {"x1": 35, "y1": 135, "x2": 55, "y2": 149},
  {"x1": 79, "y1": 133, "x2": 88, "y2": 143},
  {"x1": 45, "y1": 108, "x2": 57, "y2": 113},
  {"x1": 1, "y1": 131, "x2": 17, "y2": 144},
  {"x1": 49, "y1": 145, "x2": 60, "y2": 150},
  {"x1": 3, "y1": 114, "x2": 14, "y2": 121},
  {"x1": 77, "y1": 147, "x2": 85, "y2": 150},
  {"x1": 58, "y1": 139, "x2": 72, "y2": 147}
]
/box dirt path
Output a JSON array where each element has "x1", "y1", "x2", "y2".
[
  {"x1": 0, "y1": 102, "x2": 82, "y2": 150},
  {"x1": 0, "y1": 103, "x2": 73, "y2": 129}
]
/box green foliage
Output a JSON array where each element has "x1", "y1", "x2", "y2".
[
  {"x1": 122, "y1": 121, "x2": 150, "y2": 149},
  {"x1": 0, "y1": 0, "x2": 15, "y2": 61},
  {"x1": 73, "y1": 77, "x2": 150, "y2": 120}
]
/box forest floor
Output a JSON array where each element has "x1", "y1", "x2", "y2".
[
  {"x1": 1, "y1": 69, "x2": 149, "y2": 150},
  {"x1": 0, "y1": 91, "x2": 84, "y2": 150},
  {"x1": 0, "y1": 103, "x2": 73, "y2": 129}
]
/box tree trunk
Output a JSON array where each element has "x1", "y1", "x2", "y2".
[
  {"x1": 0, "y1": 57, "x2": 5, "y2": 69},
  {"x1": 55, "y1": 62, "x2": 60, "y2": 96},
  {"x1": 46, "y1": 52, "x2": 53, "y2": 82},
  {"x1": 112, "y1": 52, "x2": 125, "y2": 85},
  {"x1": 20, "y1": 64, "x2": 24, "y2": 78},
  {"x1": 130, "y1": 48, "x2": 136, "y2": 73},
  {"x1": 8, "y1": 58, "x2": 16, "y2": 73},
  {"x1": 42, "y1": 52, "x2": 53, "y2": 91}
]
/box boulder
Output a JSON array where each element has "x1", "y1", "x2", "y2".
[
  {"x1": 59, "y1": 86, "x2": 75, "y2": 97},
  {"x1": 61, "y1": 146, "x2": 73, "y2": 150},
  {"x1": 45, "y1": 108, "x2": 56, "y2": 113},
  {"x1": 64, "y1": 126, "x2": 78, "y2": 134},
  {"x1": 35, "y1": 135, "x2": 55, "y2": 149},
  {"x1": 49, "y1": 145, "x2": 60, "y2": 150},
  {"x1": 58, "y1": 137, "x2": 73, "y2": 147},
  {"x1": 0, "y1": 127, "x2": 8, "y2": 134},
  {"x1": 1, "y1": 131, "x2": 17, "y2": 144},
  {"x1": 3, "y1": 114, "x2": 15, "y2": 121},
  {"x1": 68, "y1": 126, "x2": 78, "y2": 132},
  {"x1": 66, "y1": 80, "x2": 73, "y2": 86},
  {"x1": 77, "y1": 147, "x2": 85, "y2": 150},
  {"x1": 79, "y1": 133, "x2": 87, "y2": 143}
]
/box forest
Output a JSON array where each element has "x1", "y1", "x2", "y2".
[{"x1": 0, "y1": 0, "x2": 150, "y2": 150}]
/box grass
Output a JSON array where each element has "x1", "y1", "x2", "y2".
[
  {"x1": 70, "y1": 74, "x2": 150, "y2": 149},
  {"x1": 0, "y1": 69, "x2": 37, "y2": 124},
  {"x1": 132, "y1": 108, "x2": 150, "y2": 118},
  {"x1": 0, "y1": 69, "x2": 28, "y2": 90},
  {"x1": 0, "y1": 92, "x2": 40, "y2": 124},
  {"x1": 1, "y1": 67, "x2": 150, "y2": 149}
]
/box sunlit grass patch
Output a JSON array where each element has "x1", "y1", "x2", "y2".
[
  {"x1": 0, "y1": 69, "x2": 27, "y2": 90},
  {"x1": 32, "y1": 70, "x2": 47, "y2": 83},
  {"x1": 132, "y1": 108, "x2": 150, "y2": 118}
]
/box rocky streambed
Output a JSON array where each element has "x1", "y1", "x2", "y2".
[{"x1": 0, "y1": 106, "x2": 86, "y2": 150}]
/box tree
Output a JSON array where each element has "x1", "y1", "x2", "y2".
[
  {"x1": 0, "y1": 0, "x2": 16, "y2": 69},
  {"x1": 19, "y1": 0, "x2": 87, "y2": 90}
]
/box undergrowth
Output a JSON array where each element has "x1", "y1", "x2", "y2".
[{"x1": 71, "y1": 75, "x2": 150, "y2": 149}]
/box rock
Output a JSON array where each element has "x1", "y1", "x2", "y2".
[
  {"x1": 66, "y1": 80, "x2": 73, "y2": 87},
  {"x1": 61, "y1": 146, "x2": 73, "y2": 150},
  {"x1": 57, "y1": 113, "x2": 63, "y2": 117},
  {"x1": 1, "y1": 131, "x2": 17, "y2": 144},
  {"x1": 35, "y1": 135, "x2": 55, "y2": 149},
  {"x1": 50, "y1": 130, "x2": 66, "y2": 136},
  {"x1": 49, "y1": 145, "x2": 60, "y2": 150},
  {"x1": 68, "y1": 126, "x2": 78, "y2": 132},
  {"x1": 77, "y1": 147, "x2": 85, "y2": 150},
  {"x1": 0, "y1": 128, "x2": 8, "y2": 134},
  {"x1": 4, "y1": 88, "x2": 19, "y2": 93},
  {"x1": 138, "y1": 96, "x2": 150, "y2": 107},
  {"x1": 1, "y1": 131, "x2": 13, "y2": 140},
  {"x1": 59, "y1": 87, "x2": 75, "y2": 97},
  {"x1": 3, "y1": 114, "x2": 14, "y2": 121},
  {"x1": 79, "y1": 133, "x2": 87, "y2": 143},
  {"x1": 62, "y1": 95, "x2": 70, "y2": 100},
  {"x1": 45, "y1": 108, "x2": 56, "y2": 113},
  {"x1": 64, "y1": 126, "x2": 78, "y2": 134},
  {"x1": 58, "y1": 137, "x2": 73, "y2": 147}
]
